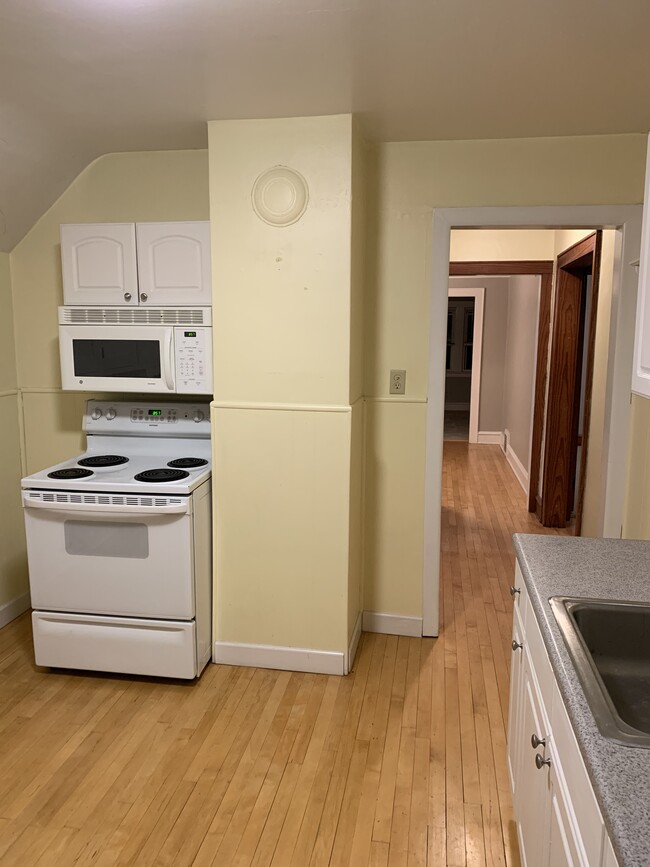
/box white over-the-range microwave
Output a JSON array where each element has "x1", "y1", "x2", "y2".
[{"x1": 58, "y1": 306, "x2": 213, "y2": 394}]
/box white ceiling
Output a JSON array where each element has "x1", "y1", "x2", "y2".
[{"x1": 2, "y1": 0, "x2": 650, "y2": 251}]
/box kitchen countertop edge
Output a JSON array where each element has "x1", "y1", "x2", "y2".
[{"x1": 512, "y1": 534, "x2": 650, "y2": 867}]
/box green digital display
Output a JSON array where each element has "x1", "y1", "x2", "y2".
[
  {"x1": 184, "y1": 331, "x2": 197, "y2": 337},
  {"x1": 148, "y1": 409, "x2": 162, "y2": 416}
]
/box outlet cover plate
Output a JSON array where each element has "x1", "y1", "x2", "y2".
[{"x1": 390, "y1": 369, "x2": 406, "y2": 395}]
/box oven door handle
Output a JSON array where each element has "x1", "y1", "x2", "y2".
[
  {"x1": 22, "y1": 494, "x2": 190, "y2": 516},
  {"x1": 163, "y1": 330, "x2": 175, "y2": 391}
]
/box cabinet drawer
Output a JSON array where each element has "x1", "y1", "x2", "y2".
[
  {"x1": 551, "y1": 682, "x2": 604, "y2": 867},
  {"x1": 33, "y1": 611, "x2": 198, "y2": 679}
]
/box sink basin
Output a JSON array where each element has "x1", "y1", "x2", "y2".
[{"x1": 550, "y1": 597, "x2": 650, "y2": 748}]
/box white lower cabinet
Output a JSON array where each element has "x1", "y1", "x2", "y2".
[{"x1": 508, "y1": 564, "x2": 619, "y2": 867}]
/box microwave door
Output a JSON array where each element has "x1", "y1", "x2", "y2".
[{"x1": 59, "y1": 324, "x2": 173, "y2": 393}]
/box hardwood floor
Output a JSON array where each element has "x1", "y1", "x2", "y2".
[{"x1": 0, "y1": 443, "x2": 567, "y2": 866}]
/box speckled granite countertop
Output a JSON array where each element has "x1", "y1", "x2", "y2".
[{"x1": 513, "y1": 534, "x2": 650, "y2": 867}]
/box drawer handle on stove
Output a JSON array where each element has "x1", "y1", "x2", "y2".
[{"x1": 22, "y1": 494, "x2": 190, "y2": 515}]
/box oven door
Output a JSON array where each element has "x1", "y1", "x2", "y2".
[
  {"x1": 23, "y1": 495, "x2": 194, "y2": 619},
  {"x1": 59, "y1": 323, "x2": 175, "y2": 393}
]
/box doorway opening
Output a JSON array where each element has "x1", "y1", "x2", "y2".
[
  {"x1": 444, "y1": 288, "x2": 484, "y2": 443},
  {"x1": 422, "y1": 207, "x2": 642, "y2": 637}
]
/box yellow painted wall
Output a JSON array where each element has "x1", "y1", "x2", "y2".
[
  {"x1": 0, "y1": 253, "x2": 28, "y2": 609},
  {"x1": 0, "y1": 254, "x2": 17, "y2": 392},
  {"x1": 209, "y1": 115, "x2": 358, "y2": 656},
  {"x1": 209, "y1": 115, "x2": 353, "y2": 407},
  {"x1": 213, "y1": 407, "x2": 351, "y2": 651},
  {"x1": 9, "y1": 150, "x2": 209, "y2": 470},
  {"x1": 450, "y1": 229, "x2": 555, "y2": 262},
  {"x1": 364, "y1": 135, "x2": 646, "y2": 618}
]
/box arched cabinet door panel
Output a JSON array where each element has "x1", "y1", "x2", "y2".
[
  {"x1": 136, "y1": 222, "x2": 212, "y2": 306},
  {"x1": 61, "y1": 223, "x2": 138, "y2": 306}
]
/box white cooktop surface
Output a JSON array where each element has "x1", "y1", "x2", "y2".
[{"x1": 21, "y1": 400, "x2": 212, "y2": 495}]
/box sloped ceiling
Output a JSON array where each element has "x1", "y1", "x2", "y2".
[{"x1": 2, "y1": 0, "x2": 650, "y2": 251}]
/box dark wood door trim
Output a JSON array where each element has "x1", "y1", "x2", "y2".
[
  {"x1": 528, "y1": 271, "x2": 553, "y2": 513},
  {"x1": 540, "y1": 232, "x2": 601, "y2": 529},
  {"x1": 450, "y1": 260, "x2": 554, "y2": 276},
  {"x1": 574, "y1": 235, "x2": 602, "y2": 536}
]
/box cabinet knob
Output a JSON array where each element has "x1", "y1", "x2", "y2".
[
  {"x1": 511, "y1": 639, "x2": 523, "y2": 652},
  {"x1": 124, "y1": 292, "x2": 132, "y2": 302},
  {"x1": 510, "y1": 586, "x2": 521, "y2": 597},
  {"x1": 535, "y1": 753, "x2": 551, "y2": 770},
  {"x1": 531, "y1": 733, "x2": 546, "y2": 749},
  {"x1": 140, "y1": 293, "x2": 148, "y2": 302}
]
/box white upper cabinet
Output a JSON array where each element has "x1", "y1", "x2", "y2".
[
  {"x1": 61, "y1": 223, "x2": 138, "y2": 306},
  {"x1": 60, "y1": 222, "x2": 211, "y2": 307},
  {"x1": 633, "y1": 135, "x2": 650, "y2": 397},
  {"x1": 136, "y1": 222, "x2": 212, "y2": 306}
]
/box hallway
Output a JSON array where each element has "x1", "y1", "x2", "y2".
[
  {"x1": 438, "y1": 441, "x2": 567, "y2": 866},
  {"x1": 0, "y1": 443, "x2": 567, "y2": 866}
]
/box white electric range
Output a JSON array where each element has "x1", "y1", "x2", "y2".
[{"x1": 21, "y1": 400, "x2": 213, "y2": 679}]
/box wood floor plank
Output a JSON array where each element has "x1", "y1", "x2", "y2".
[{"x1": 0, "y1": 442, "x2": 568, "y2": 866}]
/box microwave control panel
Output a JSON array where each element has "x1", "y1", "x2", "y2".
[{"x1": 174, "y1": 327, "x2": 213, "y2": 394}]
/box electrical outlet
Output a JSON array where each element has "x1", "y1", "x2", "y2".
[{"x1": 390, "y1": 369, "x2": 406, "y2": 395}]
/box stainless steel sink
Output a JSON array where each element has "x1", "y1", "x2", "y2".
[{"x1": 550, "y1": 597, "x2": 650, "y2": 748}]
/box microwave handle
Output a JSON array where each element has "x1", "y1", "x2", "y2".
[{"x1": 163, "y1": 330, "x2": 175, "y2": 391}]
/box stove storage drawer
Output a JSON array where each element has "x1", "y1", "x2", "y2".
[
  {"x1": 32, "y1": 612, "x2": 198, "y2": 679},
  {"x1": 24, "y1": 504, "x2": 195, "y2": 619}
]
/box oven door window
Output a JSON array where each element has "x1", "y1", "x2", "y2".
[
  {"x1": 72, "y1": 339, "x2": 161, "y2": 378},
  {"x1": 64, "y1": 520, "x2": 149, "y2": 559}
]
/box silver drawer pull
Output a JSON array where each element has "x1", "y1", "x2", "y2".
[
  {"x1": 531, "y1": 733, "x2": 546, "y2": 749},
  {"x1": 535, "y1": 753, "x2": 551, "y2": 770},
  {"x1": 512, "y1": 639, "x2": 523, "y2": 651},
  {"x1": 510, "y1": 585, "x2": 521, "y2": 597}
]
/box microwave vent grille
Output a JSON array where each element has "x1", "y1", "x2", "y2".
[{"x1": 61, "y1": 308, "x2": 206, "y2": 325}]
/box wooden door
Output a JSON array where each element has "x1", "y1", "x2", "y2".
[
  {"x1": 60, "y1": 223, "x2": 138, "y2": 306},
  {"x1": 540, "y1": 232, "x2": 602, "y2": 530},
  {"x1": 135, "y1": 221, "x2": 212, "y2": 306}
]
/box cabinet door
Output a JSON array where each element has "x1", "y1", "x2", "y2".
[
  {"x1": 61, "y1": 223, "x2": 138, "y2": 306},
  {"x1": 507, "y1": 607, "x2": 525, "y2": 804},
  {"x1": 136, "y1": 222, "x2": 212, "y2": 306},
  {"x1": 516, "y1": 653, "x2": 551, "y2": 867},
  {"x1": 547, "y1": 767, "x2": 582, "y2": 867}
]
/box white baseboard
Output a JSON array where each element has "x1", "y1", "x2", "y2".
[
  {"x1": 505, "y1": 442, "x2": 529, "y2": 494},
  {"x1": 477, "y1": 431, "x2": 505, "y2": 446},
  {"x1": 362, "y1": 611, "x2": 422, "y2": 637},
  {"x1": 444, "y1": 402, "x2": 470, "y2": 411},
  {"x1": 346, "y1": 612, "x2": 362, "y2": 674},
  {"x1": 0, "y1": 592, "x2": 30, "y2": 629},
  {"x1": 213, "y1": 641, "x2": 345, "y2": 676}
]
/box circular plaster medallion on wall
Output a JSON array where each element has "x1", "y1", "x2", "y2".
[{"x1": 251, "y1": 166, "x2": 309, "y2": 227}]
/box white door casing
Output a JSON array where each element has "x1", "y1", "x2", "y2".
[{"x1": 423, "y1": 205, "x2": 642, "y2": 636}]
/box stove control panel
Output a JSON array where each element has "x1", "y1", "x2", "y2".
[{"x1": 85, "y1": 401, "x2": 211, "y2": 436}]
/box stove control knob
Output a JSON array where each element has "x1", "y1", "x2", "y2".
[
  {"x1": 193, "y1": 410, "x2": 205, "y2": 423},
  {"x1": 91, "y1": 408, "x2": 102, "y2": 421},
  {"x1": 106, "y1": 408, "x2": 117, "y2": 421}
]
